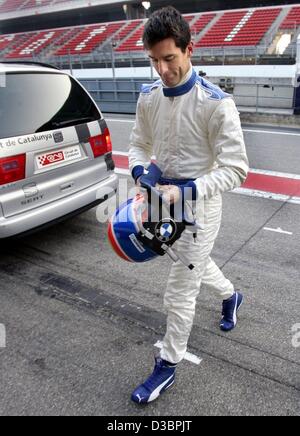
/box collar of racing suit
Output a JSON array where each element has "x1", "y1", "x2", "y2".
[{"x1": 162, "y1": 66, "x2": 197, "y2": 98}]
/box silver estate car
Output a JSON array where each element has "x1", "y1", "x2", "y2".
[{"x1": 0, "y1": 62, "x2": 118, "y2": 238}]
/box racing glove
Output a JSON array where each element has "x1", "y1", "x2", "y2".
[
  {"x1": 132, "y1": 165, "x2": 145, "y2": 184},
  {"x1": 132, "y1": 163, "x2": 163, "y2": 189}
]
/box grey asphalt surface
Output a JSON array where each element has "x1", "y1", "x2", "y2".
[{"x1": 0, "y1": 118, "x2": 299, "y2": 416}]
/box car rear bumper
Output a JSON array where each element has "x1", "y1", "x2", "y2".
[{"x1": 0, "y1": 173, "x2": 118, "y2": 239}]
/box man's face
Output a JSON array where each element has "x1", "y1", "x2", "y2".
[{"x1": 147, "y1": 38, "x2": 193, "y2": 88}]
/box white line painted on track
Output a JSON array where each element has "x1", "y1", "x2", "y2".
[
  {"x1": 112, "y1": 150, "x2": 130, "y2": 156},
  {"x1": 232, "y1": 187, "x2": 300, "y2": 205},
  {"x1": 154, "y1": 340, "x2": 202, "y2": 365},
  {"x1": 263, "y1": 227, "x2": 293, "y2": 235},
  {"x1": 243, "y1": 129, "x2": 300, "y2": 137},
  {"x1": 115, "y1": 168, "x2": 131, "y2": 176},
  {"x1": 249, "y1": 168, "x2": 300, "y2": 179}
]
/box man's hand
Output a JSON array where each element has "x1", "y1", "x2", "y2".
[{"x1": 156, "y1": 184, "x2": 181, "y2": 204}]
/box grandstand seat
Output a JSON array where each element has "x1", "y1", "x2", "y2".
[
  {"x1": 184, "y1": 15, "x2": 195, "y2": 23},
  {"x1": 197, "y1": 7, "x2": 281, "y2": 47},
  {"x1": 0, "y1": 34, "x2": 15, "y2": 51},
  {"x1": 23, "y1": 0, "x2": 53, "y2": 9},
  {"x1": 5, "y1": 29, "x2": 65, "y2": 59},
  {"x1": 0, "y1": 0, "x2": 24, "y2": 13},
  {"x1": 115, "y1": 20, "x2": 144, "y2": 52},
  {"x1": 190, "y1": 13, "x2": 216, "y2": 37},
  {"x1": 54, "y1": 22, "x2": 124, "y2": 56},
  {"x1": 0, "y1": 0, "x2": 71, "y2": 13},
  {"x1": 280, "y1": 6, "x2": 300, "y2": 30}
]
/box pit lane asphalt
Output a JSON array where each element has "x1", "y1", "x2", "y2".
[{"x1": 0, "y1": 119, "x2": 299, "y2": 416}]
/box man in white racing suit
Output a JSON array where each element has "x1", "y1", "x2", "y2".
[{"x1": 129, "y1": 6, "x2": 249, "y2": 404}]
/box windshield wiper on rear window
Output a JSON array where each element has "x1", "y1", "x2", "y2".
[{"x1": 52, "y1": 116, "x2": 96, "y2": 127}]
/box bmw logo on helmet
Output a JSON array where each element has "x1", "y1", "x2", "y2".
[{"x1": 155, "y1": 219, "x2": 177, "y2": 243}]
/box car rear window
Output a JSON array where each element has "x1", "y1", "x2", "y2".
[{"x1": 0, "y1": 72, "x2": 101, "y2": 139}]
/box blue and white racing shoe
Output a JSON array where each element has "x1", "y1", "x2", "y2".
[
  {"x1": 220, "y1": 292, "x2": 244, "y2": 332},
  {"x1": 131, "y1": 357, "x2": 176, "y2": 404}
]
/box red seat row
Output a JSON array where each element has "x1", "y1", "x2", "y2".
[
  {"x1": 0, "y1": 6, "x2": 291, "y2": 58},
  {"x1": 280, "y1": 7, "x2": 300, "y2": 29},
  {"x1": 197, "y1": 8, "x2": 281, "y2": 48}
]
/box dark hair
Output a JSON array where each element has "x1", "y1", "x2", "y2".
[{"x1": 143, "y1": 6, "x2": 191, "y2": 52}]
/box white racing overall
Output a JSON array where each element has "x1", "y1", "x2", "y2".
[{"x1": 129, "y1": 67, "x2": 249, "y2": 363}]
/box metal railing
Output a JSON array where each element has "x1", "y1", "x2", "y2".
[
  {"x1": 28, "y1": 43, "x2": 297, "y2": 71},
  {"x1": 235, "y1": 83, "x2": 295, "y2": 113},
  {"x1": 78, "y1": 77, "x2": 296, "y2": 114}
]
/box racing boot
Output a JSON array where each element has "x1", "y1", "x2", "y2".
[
  {"x1": 220, "y1": 291, "x2": 243, "y2": 332},
  {"x1": 131, "y1": 356, "x2": 176, "y2": 404}
]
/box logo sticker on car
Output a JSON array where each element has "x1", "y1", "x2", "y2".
[
  {"x1": 38, "y1": 151, "x2": 65, "y2": 167},
  {"x1": 36, "y1": 145, "x2": 82, "y2": 169}
]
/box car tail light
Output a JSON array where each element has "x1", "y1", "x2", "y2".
[
  {"x1": 0, "y1": 154, "x2": 26, "y2": 186},
  {"x1": 89, "y1": 128, "x2": 112, "y2": 158}
]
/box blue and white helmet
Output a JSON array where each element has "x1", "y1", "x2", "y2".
[{"x1": 108, "y1": 193, "x2": 185, "y2": 263}]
